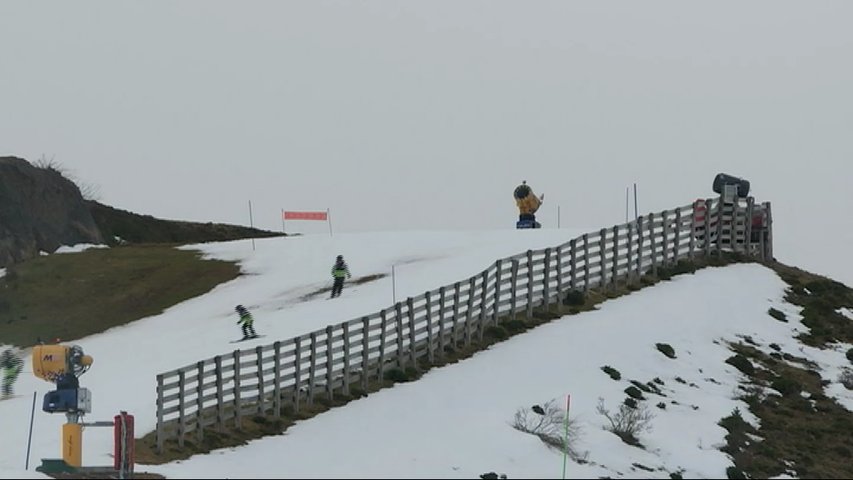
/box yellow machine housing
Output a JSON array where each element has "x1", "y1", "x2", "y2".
[{"x1": 32, "y1": 345, "x2": 93, "y2": 384}]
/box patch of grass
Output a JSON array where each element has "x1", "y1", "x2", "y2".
[
  {"x1": 656, "y1": 343, "x2": 677, "y2": 359},
  {"x1": 483, "y1": 325, "x2": 508, "y2": 341},
  {"x1": 562, "y1": 290, "x2": 586, "y2": 306},
  {"x1": 725, "y1": 354, "x2": 755, "y2": 376},
  {"x1": 724, "y1": 339, "x2": 853, "y2": 479},
  {"x1": 0, "y1": 245, "x2": 240, "y2": 347},
  {"x1": 767, "y1": 307, "x2": 787, "y2": 322},
  {"x1": 601, "y1": 365, "x2": 621, "y2": 381}
]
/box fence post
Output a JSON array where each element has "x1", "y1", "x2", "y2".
[
  {"x1": 438, "y1": 287, "x2": 446, "y2": 358},
  {"x1": 325, "y1": 325, "x2": 334, "y2": 401},
  {"x1": 745, "y1": 197, "x2": 754, "y2": 257},
  {"x1": 425, "y1": 291, "x2": 435, "y2": 363},
  {"x1": 177, "y1": 370, "x2": 185, "y2": 447},
  {"x1": 256, "y1": 345, "x2": 265, "y2": 415},
  {"x1": 648, "y1": 213, "x2": 657, "y2": 275},
  {"x1": 626, "y1": 223, "x2": 633, "y2": 283},
  {"x1": 395, "y1": 302, "x2": 405, "y2": 368},
  {"x1": 611, "y1": 225, "x2": 619, "y2": 285},
  {"x1": 493, "y1": 260, "x2": 503, "y2": 325},
  {"x1": 342, "y1": 322, "x2": 351, "y2": 396},
  {"x1": 452, "y1": 282, "x2": 461, "y2": 347},
  {"x1": 599, "y1": 229, "x2": 607, "y2": 288},
  {"x1": 636, "y1": 216, "x2": 644, "y2": 277},
  {"x1": 526, "y1": 250, "x2": 534, "y2": 319},
  {"x1": 308, "y1": 332, "x2": 317, "y2": 406},
  {"x1": 361, "y1": 317, "x2": 370, "y2": 389},
  {"x1": 379, "y1": 309, "x2": 388, "y2": 380},
  {"x1": 407, "y1": 297, "x2": 417, "y2": 366},
  {"x1": 273, "y1": 342, "x2": 282, "y2": 418},
  {"x1": 510, "y1": 261, "x2": 519, "y2": 319},
  {"x1": 479, "y1": 270, "x2": 489, "y2": 341},
  {"x1": 555, "y1": 246, "x2": 564, "y2": 314},
  {"x1": 716, "y1": 196, "x2": 725, "y2": 257},
  {"x1": 196, "y1": 361, "x2": 204, "y2": 443},
  {"x1": 704, "y1": 198, "x2": 713, "y2": 257},
  {"x1": 465, "y1": 276, "x2": 476, "y2": 345},
  {"x1": 569, "y1": 239, "x2": 577, "y2": 292},
  {"x1": 674, "y1": 208, "x2": 682, "y2": 262},
  {"x1": 293, "y1": 336, "x2": 302, "y2": 414},
  {"x1": 214, "y1": 356, "x2": 224, "y2": 432},
  {"x1": 764, "y1": 202, "x2": 773, "y2": 260},
  {"x1": 233, "y1": 350, "x2": 242, "y2": 430},
  {"x1": 689, "y1": 203, "x2": 697, "y2": 259},
  {"x1": 156, "y1": 374, "x2": 165, "y2": 453},
  {"x1": 582, "y1": 234, "x2": 590, "y2": 292}
]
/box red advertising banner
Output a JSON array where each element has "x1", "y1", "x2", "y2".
[{"x1": 283, "y1": 211, "x2": 328, "y2": 221}]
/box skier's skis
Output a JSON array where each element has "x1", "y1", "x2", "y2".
[{"x1": 230, "y1": 335, "x2": 266, "y2": 344}]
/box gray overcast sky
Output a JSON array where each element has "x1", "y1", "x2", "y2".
[{"x1": 1, "y1": 1, "x2": 851, "y2": 285}]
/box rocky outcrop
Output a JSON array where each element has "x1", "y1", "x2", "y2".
[{"x1": 0, "y1": 157, "x2": 103, "y2": 267}]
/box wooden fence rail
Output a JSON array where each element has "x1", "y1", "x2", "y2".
[{"x1": 154, "y1": 196, "x2": 772, "y2": 451}]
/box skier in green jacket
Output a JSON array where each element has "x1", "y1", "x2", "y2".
[
  {"x1": 1, "y1": 348, "x2": 23, "y2": 398},
  {"x1": 235, "y1": 305, "x2": 258, "y2": 340},
  {"x1": 330, "y1": 255, "x2": 352, "y2": 298}
]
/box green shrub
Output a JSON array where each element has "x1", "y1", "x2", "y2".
[
  {"x1": 503, "y1": 319, "x2": 528, "y2": 334},
  {"x1": 624, "y1": 386, "x2": 644, "y2": 400},
  {"x1": 771, "y1": 376, "x2": 801, "y2": 396},
  {"x1": 483, "y1": 325, "x2": 508, "y2": 341},
  {"x1": 623, "y1": 397, "x2": 638, "y2": 409},
  {"x1": 725, "y1": 354, "x2": 755, "y2": 376},
  {"x1": 656, "y1": 402, "x2": 666, "y2": 410},
  {"x1": 847, "y1": 348, "x2": 853, "y2": 365},
  {"x1": 630, "y1": 380, "x2": 653, "y2": 393},
  {"x1": 562, "y1": 290, "x2": 586, "y2": 306},
  {"x1": 656, "y1": 343, "x2": 676, "y2": 359},
  {"x1": 726, "y1": 466, "x2": 747, "y2": 479},
  {"x1": 601, "y1": 365, "x2": 621, "y2": 381},
  {"x1": 383, "y1": 368, "x2": 410, "y2": 383},
  {"x1": 768, "y1": 307, "x2": 787, "y2": 322},
  {"x1": 769, "y1": 343, "x2": 781, "y2": 351}
]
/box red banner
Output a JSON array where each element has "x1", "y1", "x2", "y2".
[{"x1": 283, "y1": 211, "x2": 328, "y2": 221}]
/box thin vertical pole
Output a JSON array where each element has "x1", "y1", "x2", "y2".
[
  {"x1": 327, "y1": 208, "x2": 333, "y2": 237},
  {"x1": 26, "y1": 391, "x2": 36, "y2": 470},
  {"x1": 392, "y1": 265, "x2": 397, "y2": 305},
  {"x1": 626, "y1": 186, "x2": 629, "y2": 223},
  {"x1": 248, "y1": 200, "x2": 256, "y2": 251},
  {"x1": 561, "y1": 394, "x2": 572, "y2": 479},
  {"x1": 281, "y1": 208, "x2": 285, "y2": 233},
  {"x1": 557, "y1": 205, "x2": 561, "y2": 229},
  {"x1": 633, "y1": 183, "x2": 639, "y2": 223}
]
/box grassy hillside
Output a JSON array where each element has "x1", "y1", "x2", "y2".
[{"x1": 0, "y1": 244, "x2": 240, "y2": 348}]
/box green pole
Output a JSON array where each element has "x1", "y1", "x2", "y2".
[{"x1": 562, "y1": 394, "x2": 571, "y2": 479}]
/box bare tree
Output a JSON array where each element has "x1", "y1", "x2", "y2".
[
  {"x1": 596, "y1": 397, "x2": 655, "y2": 447},
  {"x1": 511, "y1": 399, "x2": 586, "y2": 461}
]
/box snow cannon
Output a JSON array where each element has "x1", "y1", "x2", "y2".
[
  {"x1": 514, "y1": 181, "x2": 543, "y2": 229},
  {"x1": 712, "y1": 173, "x2": 750, "y2": 200}
]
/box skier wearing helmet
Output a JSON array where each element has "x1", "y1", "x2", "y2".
[
  {"x1": 330, "y1": 255, "x2": 352, "y2": 298},
  {"x1": 235, "y1": 305, "x2": 258, "y2": 340}
]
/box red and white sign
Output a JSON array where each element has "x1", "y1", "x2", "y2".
[{"x1": 283, "y1": 211, "x2": 328, "y2": 221}]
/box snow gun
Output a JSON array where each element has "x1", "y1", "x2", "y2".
[{"x1": 514, "y1": 181, "x2": 543, "y2": 229}]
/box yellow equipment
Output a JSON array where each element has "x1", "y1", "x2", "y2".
[{"x1": 32, "y1": 344, "x2": 94, "y2": 468}]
